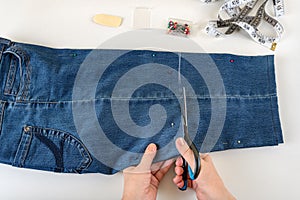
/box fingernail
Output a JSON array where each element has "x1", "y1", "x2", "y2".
[
  {"x1": 147, "y1": 143, "x2": 156, "y2": 152},
  {"x1": 177, "y1": 138, "x2": 185, "y2": 146}
]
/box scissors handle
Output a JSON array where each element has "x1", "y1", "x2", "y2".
[
  {"x1": 178, "y1": 141, "x2": 201, "y2": 191},
  {"x1": 178, "y1": 157, "x2": 189, "y2": 191}
]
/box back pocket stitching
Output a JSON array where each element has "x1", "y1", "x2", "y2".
[
  {"x1": 33, "y1": 126, "x2": 93, "y2": 172},
  {"x1": 15, "y1": 126, "x2": 92, "y2": 172}
]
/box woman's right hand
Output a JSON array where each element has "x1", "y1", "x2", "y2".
[{"x1": 173, "y1": 138, "x2": 236, "y2": 200}]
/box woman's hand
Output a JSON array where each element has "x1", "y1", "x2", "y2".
[
  {"x1": 173, "y1": 138, "x2": 236, "y2": 200},
  {"x1": 122, "y1": 143, "x2": 173, "y2": 200}
]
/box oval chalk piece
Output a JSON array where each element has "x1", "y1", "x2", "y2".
[{"x1": 93, "y1": 14, "x2": 123, "y2": 27}]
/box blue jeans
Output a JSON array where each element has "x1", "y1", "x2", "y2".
[{"x1": 0, "y1": 37, "x2": 283, "y2": 174}]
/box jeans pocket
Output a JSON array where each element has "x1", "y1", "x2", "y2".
[{"x1": 13, "y1": 125, "x2": 92, "y2": 173}]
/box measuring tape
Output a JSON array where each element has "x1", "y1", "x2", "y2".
[{"x1": 203, "y1": 0, "x2": 285, "y2": 50}]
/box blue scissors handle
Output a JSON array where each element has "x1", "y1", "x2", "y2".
[{"x1": 178, "y1": 132, "x2": 201, "y2": 191}]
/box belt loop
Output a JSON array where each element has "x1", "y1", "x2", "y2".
[
  {"x1": 4, "y1": 45, "x2": 30, "y2": 64},
  {"x1": 3, "y1": 44, "x2": 31, "y2": 100}
]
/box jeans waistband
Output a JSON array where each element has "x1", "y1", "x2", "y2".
[{"x1": 0, "y1": 37, "x2": 11, "y2": 47}]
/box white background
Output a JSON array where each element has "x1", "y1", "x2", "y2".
[{"x1": 0, "y1": 0, "x2": 299, "y2": 199}]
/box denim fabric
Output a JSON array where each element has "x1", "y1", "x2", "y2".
[{"x1": 0, "y1": 37, "x2": 283, "y2": 174}]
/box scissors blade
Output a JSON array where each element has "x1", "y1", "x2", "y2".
[
  {"x1": 182, "y1": 87, "x2": 191, "y2": 146},
  {"x1": 182, "y1": 87, "x2": 188, "y2": 128}
]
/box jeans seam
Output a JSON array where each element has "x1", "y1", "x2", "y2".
[
  {"x1": 266, "y1": 55, "x2": 277, "y2": 144},
  {"x1": 76, "y1": 144, "x2": 93, "y2": 171},
  {"x1": 0, "y1": 101, "x2": 6, "y2": 136},
  {"x1": 20, "y1": 61, "x2": 31, "y2": 100},
  {"x1": 13, "y1": 130, "x2": 32, "y2": 167},
  {"x1": 0, "y1": 46, "x2": 5, "y2": 62},
  {"x1": 4, "y1": 56, "x2": 18, "y2": 96},
  {"x1": 5, "y1": 94, "x2": 278, "y2": 104}
]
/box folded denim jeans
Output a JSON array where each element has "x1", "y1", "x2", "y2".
[{"x1": 0, "y1": 37, "x2": 283, "y2": 174}]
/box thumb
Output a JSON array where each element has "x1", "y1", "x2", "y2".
[
  {"x1": 175, "y1": 137, "x2": 196, "y2": 170},
  {"x1": 137, "y1": 143, "x2": 157, "y2": 171}
]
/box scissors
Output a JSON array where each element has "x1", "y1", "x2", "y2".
[{"x1": 178, "y1": 87, "x2": 201, "y2": 191}]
